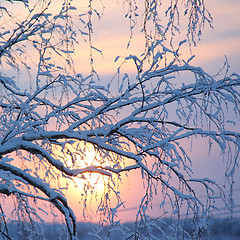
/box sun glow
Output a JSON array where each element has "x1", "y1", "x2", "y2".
[
  {"x1": 64, "y1": 141, "x2": 110, "y2": 194},
  {"x1": 58, "y1": 141, "x2": 121, "y2": 222}
]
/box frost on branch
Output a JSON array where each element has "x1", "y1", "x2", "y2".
[{"x1": 0, "y1": 0, "x2": 240, "y2": 240}]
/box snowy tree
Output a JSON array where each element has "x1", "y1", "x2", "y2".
[{"x1": 0, "y1": 0, "x2": 239, "y2": 239}]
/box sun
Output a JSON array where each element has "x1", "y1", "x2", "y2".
[{"x1": 64, "y1": 141, "x2": 109, "y2": 193}]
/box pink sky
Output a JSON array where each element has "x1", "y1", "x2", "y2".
[
  {"x1": 35, "y1": 0, "x2": 240, "y2": 225},
  {"x1": 1, "y1": 0, "x2": 239, "y2": 224},
  {"x1": 65, "y1": 0, "x2": 240, "y2": 223},
  {"x1": 73, "y1": 0, "x2": 240, "y2": 76}
]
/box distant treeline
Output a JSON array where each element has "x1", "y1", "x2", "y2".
[{"x1": 5, "y1": 217, "x2": 240, "y2": 240}]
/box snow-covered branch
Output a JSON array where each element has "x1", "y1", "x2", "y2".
[{"x1": 0, "y1": 0, "x2": 239, "y2": 239}]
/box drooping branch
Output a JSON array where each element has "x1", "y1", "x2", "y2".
[{"x1": 0, "y1": 162, "x2": 77, "y2": 240}]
